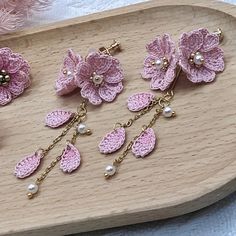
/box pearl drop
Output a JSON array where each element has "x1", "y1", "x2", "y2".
[
  {"x1": 105, "y1": 165, "x2": 116, "y2": 176},
  {"x1": 163, "y1": 106, "x2": 173, "y2": 118},
  {"x1": 77, "y1": 123, "x2": 87, "y2": 134},
  {"x1": 67, "y1": 70, "x2": 72, "y2": 76},
  {"x1": 155, "y1": 58, "x2": 164, "y2": 70},
  {"x1": 92, "y1": 74, "x2": 103, "y2": 85},
  {"x1": 27, "y1": 183, "x2": 38, "y2": 194},
  {"x1": 193, "y1": 52, "x2": 204, "y2": 65}
]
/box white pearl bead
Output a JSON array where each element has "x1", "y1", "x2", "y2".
[
  {"x1": 105, "y1": 165, "x2": 116, "y2": 176},
  {"x1": 92, "y1": 74, "x2": 103, "y2": 85},
  {"x1": 77, "y1": 123, "x2": 87, "y2": 134},
  {"x1": 193, "y1": 52, "x2": 204, "y2": 65},
  {"x1": 163, "y1": 106, "x2": 173, "y2": 117},
  {"x1": 67, "y1": 70, "x2": 72, "y2": 76},
  {"x1": 155, "y1": 58, "x2": 163, "y2": 69},
  {"x1": 27, "y1": 183, "x2": 38, "y2": 194}
]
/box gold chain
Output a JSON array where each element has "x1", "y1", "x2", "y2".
[
  {"x1": 105, "y1": 90, "x2": 174, "y2": 179},
  {"x1": 27, "y1": 101, "x2": 88, "y2": 199}
]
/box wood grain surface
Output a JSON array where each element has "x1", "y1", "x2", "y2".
[{"x1": 0, "y1": 0, "x2": 236, "y2": 235}]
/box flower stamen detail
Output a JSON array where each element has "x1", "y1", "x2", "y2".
[
  {"x1": 90, "y1": 72, "x2": 104, "y2": 86},
  {"x1": 0, "y1": 69, "x2": 10, "y2": 86},
  {"x1": 152, "y1": 57, "x2": 169, "y2": 71},
  {"x1": 189, "y1": 51, "x2": 204, "y2": 67}
]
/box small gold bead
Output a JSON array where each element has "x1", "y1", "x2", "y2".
[
  {"x1": 86, "y1": 129, "x2": 92, "y2": 135},
  {"x1": 104, "y1": 173, "x2": 109, "y2": 179},
  {"x1": 190, "y1": 53, "x2": 195, "y2": 58},
  {"x1": 172, "y1": 111, "x2": 176, "y2": 117},
  {"x1": 27, "y1": 192, "x2": 33, "y2": 199}
]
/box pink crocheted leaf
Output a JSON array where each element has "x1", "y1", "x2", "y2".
[
  {"x1": 14, "y1": 152, "x2": 42, "y2": 178},
  {"x1": 99, "y1": 127, "x2": 126, "y2": 154},
  {"x1": 60, "y1": 143, "x2": 81, "y2": 173},
  {"x1": 127, "y1": 92, "x2": 155, "y2": 112},
  {"x1": 45, "y1": 109, "x2": 74, "y2": 128},
  {"x1": 132, "y1": 128, "x2": 156, "y2": 158}
]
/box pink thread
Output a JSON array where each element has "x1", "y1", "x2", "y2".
[
  {"x1": 75, "y1": 52, "x2": 124, "y2": 105},
  {"x1": 99, "y1": 127, "x2": 126, "y2": 154},
  {"x1": 14, "y1": 152, "x2": 42, "y2": 178},
  {"x1": 142, "y1": 34, "x2": 178, "y2": 91},
  {"x1": 60, "y1": 143, "x2": 81, "y2": 173},
  {"x1": 127, "y1": 92, "x2": 155, "y2": 112},
  {"x1": 178, "y1": 28, "x2": 224, "y2": 83},
  {"x1": 45, "y1": 109, "x2": 74, "y2": 128},
  {"x1": 132, "y1": 128, "x2": 156, "y2": 158},
  {"x1": 0, "y1": 47, "x2": 30, "y2": 106},
  {"x1": 55, "y1": 49, "x2": 82, "y2": 95}
]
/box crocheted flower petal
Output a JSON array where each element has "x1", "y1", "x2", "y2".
[
  {"x1": 0, "y1": 87, "x2": 12, "y2": 105},
  {"x1": 20, "y1": 59, "x2": 30, "y2": 76},
  {"x1": 150, "y1": 71, "x2": 167, "y2": 91},
  {"x1": 55, "y1": 74, "x2": 77, "y2": 96},
  {"x1": 127, "y1": 92, "x2": 155, "y2": 112},
  {"x1": 86, "y1": 52, "x2": 112, "y2": 75},
  {"x1": 201, "y1": 33, "x2": 220, "y2": 52},
  {"x1": 60, "y1": 143, "x2": 81, "y2": 173},
  {"x1": 99, "y1": 82, "x2": 123, "y2": 102},
  {"x1": 132, "y1": 128, "x2": 156, "y2": 158},
  {"x1": 81, "y1": 82, "x2": 102, "y2": 105},
  {"x1": 99, "y1": 127, "x2": 126, "y2": 154},
  {"x1": 142, "y1": 55, "x2": 157, "y2": 79},
  {"x1": 45, "y1": 109, "x2": 74, "y2": 128},
  {"x1": 75, "y1": 61, "x2": 92, "y2": 87},
  {"x1": 0, "y1": 47, "x2": 12, "y2": 67},
  {"x1": 64, "y1": 49, "x2": 82, "y2": 71},
  {"x1": 187, "y1": 67, "x2": 216, "y2": 83},
  {"x1": 103, "y1": 58, "x2": 123, "y2": 83},
  {"x1": 6, "y1": 53, "x2": 24, "y2": 74},
  {"x1": 203, "y1": 47, "x2": 224, "y2": 72},
  {"x1": 146, "y1": 37, "x2": 164, "y2": 57},
  {"x1": 162, "y1": 34, "x2": 175, "y2": 59},
  {"x1": 7, "y1": 77, "x2": 25, "y2": 97},
  {"x1": 179, "y1": 30, "x2": 203, "y2": 57},
  {"x1": 178, "y1": 49, "x2": 191, "y2": 75},
  {"x1": 14, "y1": 152, "x2": 42, "y2": 179}
]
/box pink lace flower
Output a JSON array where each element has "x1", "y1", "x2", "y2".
[
  {"x1": 142, "y1": 34, "x2": 178, "y2": 91},
  {"x1": 55, "y1": 49, "x2": 82, "y2": 95},
  {"x1": 178, "y1": 28, "x2": 224, "y2": 83},
  {"x1": 75, "y1": 52, "x2": 123, "y2": 105},
  {"x1": 0, "y1": 47, "x2": 30, "y2": 106}
]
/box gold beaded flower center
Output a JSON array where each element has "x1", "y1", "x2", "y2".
[
  {"x1": 152, "y1": 57, "x2": 169, "y2": 71},
  {"x1": 0, "y1": 69, "x2": 10, "y2": 86},
  {"x1": 90, "y1": 72, "x2": 104, "y2": 86},
  {"x1": 189, "y1": 52, "x2": 205, "y2": 67}
]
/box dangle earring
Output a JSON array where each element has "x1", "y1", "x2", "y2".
[
  {"x1": 99, "y1": 28, "x2": 224, "y2": 178},
  {"x1": 14, "y1": 40, "x2": 124, "y2": 198}
]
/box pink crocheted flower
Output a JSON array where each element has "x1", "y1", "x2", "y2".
[
  {"x1": 55, "y1": 49, "x2": 82, "y2": 95},
  {"x1": 142, "y1": 34, "x2": 178, "y2": 91},
  {"x1": 178, "y1": 28, "x2": 224, "y2": 83},
  {"x1": 0, "y1": 47, "x2": 30, "y2": 106},
  {"x1": 75, "y1": 52, "x2": 123, "y2": 105}
]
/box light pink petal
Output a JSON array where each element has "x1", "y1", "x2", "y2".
[
  {"x1": 142, "y1": 55, "x2": 158, "y2": 79},
  {"x1": 203, "y1": 47, "x2": 224, "y2": 72},
  {"x1": 6, "y1": 53, "x2": 24, "y2": 74},
  {"x1": 86, "y1": 52, "x2": 112, "y2": 75},
  {"x1": 201, "y1": 33, "x2": 219, "y2": 52},
  {"x1": 60, "y1": 143, "x2": 81, "y2": 173},
  {"x1": 178, "y1": 50, "x2": 191, "y2": 75},
  {"x1": 127, "y1": 92, "x2": 155, "y2": 112},
  {"x1": 98, "y1": 82, "x2": 123, "y2": 102},
  {"x1": 63, "y1": 49, "x2": 82, "y2": 71},
  {"x1": 187, "y1": 67, "x2": 216, "y2": 83},
  {"x1": 179, "y1": 30, "x2": 203, "y2": 57},
  {"x1": 45, "y1": 110, "x2": 74, "y2": 128},
  {"x1": 199, "y1": 28, "x2": 210, "y2": 38},
  {"x1": 132, "y1": 128, "x2": 156, "y2": 158},
  {"x1": 14, "y1": 152, "x2": 42, "y2": 178},
  {"x1": 150, "y1": 70, "x2": 167, "y2": 91},
  {"x1": 161, "y1": 34, "x2": 175, "y2": 59},
  {"x1": 7, "y1": 77, "x2": 25, "y2": 97},
  {"x1": 0, "y1": 87, "x2": 12, "y2": 105},
  {"x1": 0, "y1": 47, "x2": 12, "y2": 68},
  {"x1": 80, "y1": 82, "x2": 102, "y2": 105},
  {"x1": 75, "y1": 61, "x2": 92, "y2": 87},
  {"x1": 99, "y1": 127, "x2": 126, "y2": 154},
  {"x1": 103, "y1": 58, "x2": 123, "y2": 83},
  {"x1": 55, "y1": 74, "x2": 77, "y2": 96},
  {"x1": 146, "y1": 36, "x2": 164, "y2": 57}
]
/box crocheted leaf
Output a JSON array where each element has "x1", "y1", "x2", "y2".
[
  {"x1": 132, "y1": 128, "x2": 156, "y2": 158},
  {"x1": 45, "y1": 109, "x2": 74, "y2": 128},
  {"x1": 60, "y1": 143, "x2": 81, "y2": 173},
  {"x1": 127, "y1": 92, "x2": 155, "y2": 112},
  {"x1": 14, "y1": 153, "x2": 42, "y2": 178},
  {"x1": 99, "y1": 127, "x2": 126, "y2": 154}
]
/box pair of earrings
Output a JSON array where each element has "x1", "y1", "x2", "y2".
[{"x1": 14, "y1": 28, "x2": 225, "y2": 199}]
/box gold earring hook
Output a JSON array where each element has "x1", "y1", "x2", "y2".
[{"x1": 99, "y1": 40, "x2": 121, "y2": 55}]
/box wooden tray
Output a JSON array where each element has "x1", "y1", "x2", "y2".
[{"x1": 1, "y1": 0, "x2": 236, "y2": 235}]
